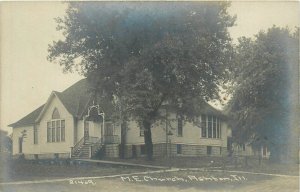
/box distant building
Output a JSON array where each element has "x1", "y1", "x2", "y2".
[
  {"x1": 231, "y1": 143, "x2": 270, "y2": 159},
  {"x1": 9, "y1": 79, "x2": 231, "y2": 160}
]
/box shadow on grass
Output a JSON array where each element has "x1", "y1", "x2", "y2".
[{"x1": 0, "y1": 158, "x2": 148, "y2": 182}]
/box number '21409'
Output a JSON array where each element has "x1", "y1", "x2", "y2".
[{"x1": 69, "y1": 179, "x2": 96, "y2": 185}]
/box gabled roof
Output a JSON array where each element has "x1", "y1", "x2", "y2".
[
  {"x1": 200, "y1": 102, "x2": 225, "y2": 118},
  {"x1": 9, "y1": 78, "x2": 226, "y2": 128},
  {"x1": 8, "y1": 105, "x2": 45, "y2": 127},
  {"x1": 9, "y1": 79, "x2": 93, "y2": 128}
]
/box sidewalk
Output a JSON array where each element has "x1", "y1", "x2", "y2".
[{"x1": 75, "y1": 159, "x2": 169, "y2": 169}]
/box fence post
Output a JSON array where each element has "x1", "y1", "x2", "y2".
[{"x1": 234, "y1": 156, "x2": 238, "y2": 168}]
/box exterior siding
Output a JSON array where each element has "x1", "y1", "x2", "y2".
[
  {"x1": 122, "y1": 143, "x2": 227, "y2": 158},
  {"x1": 125, "y1": 114, "x2": 228, "y2": 149},
  {"x1": 12, "y1": 92, "x2": 229, "y2": 159},
  {"x1": 77, "y1": 120, "x2": 84, "y2": 142},
  {"x1": 12, "y1": 126, "x2": 34, "y2": 155},
  {"x1": 104, "y1": 144, "x2": 119, "y2": 158},
  {"x1": 122, "y1": 112, "x2": 229, "y2": 158},
  {"x1": 37, "y1": 95, "x2": 74, "y2": 154},
  {"x1": 12, "y1": 95, "x2": 74, "y2": 156}
]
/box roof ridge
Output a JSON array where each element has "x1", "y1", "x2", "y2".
[{"x1": 9, "y1": 79, "x2": 88, "y2": 127}]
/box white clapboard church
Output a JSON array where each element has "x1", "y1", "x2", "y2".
[{"x1": 9, "y1": 79, "x2": 231, "y2": 160}]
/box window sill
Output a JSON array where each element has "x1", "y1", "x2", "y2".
[{"x1": 200, "y1": 137, "x2": 222, "y2": 140}]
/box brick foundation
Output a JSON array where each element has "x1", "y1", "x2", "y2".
[
  {"x1": 123, "y1": 143, "x2": 226, "y2": 158},
  {"x1": 14, "y1": 153, "x2": 70, "y2": 160},
  {"x1": 105, "y1": 144, "x2": 119, "y2": 158}
]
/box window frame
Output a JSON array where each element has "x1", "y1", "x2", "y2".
[
  {"x1": 47, "y1": 119, "x2": 65, "y2": 143},
  {"x1": 201, "y1": 115, "x2": 221, "y2": 139},
  {"x1": 176, "y1": 144, "x2": 182, "y2": 154},
  {"x1": 177, "y1": 118, "x2": 183, "y2": 137},
  {"x1": 47, "y1": 122, "x2": 51, "y2": 142},
  {"x1": 207, "y1": 146, "x2": 212, "y2": 155},
  {"x1": 139, "y1": 127, "x2": 144, "y2": 137}
]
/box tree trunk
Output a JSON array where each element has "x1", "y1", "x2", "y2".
[{"x1": 143, "y1": 120, "x2": 153, "y2": 160}]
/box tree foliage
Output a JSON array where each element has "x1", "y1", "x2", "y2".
[
  {"x1": 48, "y1": 2, "x2": 235, "y2": 160},
  {"x1": 228, "y1": 26, "x2": 299, "y2": 163}
]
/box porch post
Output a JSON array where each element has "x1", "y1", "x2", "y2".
[
  {"x1": 101, "y1": 113, "x2": 105, "y2": 143},
  {"x1": 83, "y1": 116, "x2": 86, "y2": 144},
  {"x1": 89, "y1": 146, "x2": 92, "y2": 158}
]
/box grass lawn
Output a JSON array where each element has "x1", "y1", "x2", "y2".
[
  {"x1": 1, "y1": 156, "x2": 298, "y2": 187},
  {"x1": 104, "y1": 156, "x2": 227, "y2": 168},
  {"x1": 1, "y1": 169, "x2": 298, "y2": 192},
  {"x1": 104, "y1": 156, "x2": 299, "y2": 176},
  {"x1": 0, "y1": 159, "x2": 150, "y2": 182}
]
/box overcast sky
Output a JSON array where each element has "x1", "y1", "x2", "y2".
[{"x1": 1, "y1": 1, "x2": 299, "y2": 133}]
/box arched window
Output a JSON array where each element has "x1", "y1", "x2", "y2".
[
  {"x1": 47, "y1": 108, "x2": 65, "y2": 143},
  {"x1": 52, "y1": 108, "x2": 60, "y2": 119}
]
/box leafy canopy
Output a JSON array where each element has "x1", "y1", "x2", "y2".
[
  {"x1": 227, "y1": 26, "x2": 299, "y2": 162},
  {"x1": 48, "y1": 2, "x2": 235, "y2": 124}
]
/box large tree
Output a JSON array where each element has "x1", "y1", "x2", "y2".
[
  {"x1": 48, "y1": 2, "x2": 235, "y2": 160},
  {"x1": 228, "y1": 27, "x2": 299, "y2": 163}
]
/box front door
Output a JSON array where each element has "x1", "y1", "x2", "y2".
[
  {"x1": 104, "y1": 123, "x2": 114, "y2": 136},
  {"x1": 84, "y1": 121, "x2": 89, "y2": 141}
]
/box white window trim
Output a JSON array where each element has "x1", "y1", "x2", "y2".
[
  {"x1": 140, "y1": 127, "x2": 144, "y2": 137},
  {"x1": 47, "y1": 119, "x2": 65, "y2": 143},
  {"x1": 177, "y1": 118, "x2": 183, "y2": 137},
  {"x1": 200, "y1": 115, "x2": 221, "y2": 139}
]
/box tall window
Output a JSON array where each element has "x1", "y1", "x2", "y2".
[
  {"x1": 177, "y1": 118, "x2": 183, "y2": 137},
  {"x1": 213, "y1": 116, "x2": 217, "y2": 138},
  {"x1": 52, "y1": 121, "x2": 55, "y2": 142},
  {"x1": 177, "y1": 144, "x2": 182, "y2": 154},
  {"x1": 201, "y1": 115, "x2": 221, "y2": 139},
  {"x1": 207, "y1": 116, "x2": 212, "y2": 138},
  {"x1": 262, "y1": 146, "x2": 267, "y2": 157},
  {"x1": 201, "y1": 115, "x2": 206, "y2": 137},
  {"x1": 47, "y1": 108, "x2": 65, "y2": 142},
  {"x1": 207, "y1": 146, "x2": 212, "y2": 155},
  {"x1": 56, "y1": 120, "x2": 61, "y2": 142},
  {"x1": 217, "y1": 118, "x2": 220, "y2": 138},
  {"x1": 47, "y1": 122, "x2": 51, "y2": 142},
  {"x1": 33, "y1": 125, "x2": 38, "y2": 144},
  {"x1": 52, "y1": 108, "x2": 60, "y2": 119},
  {"x1": 140, "y1": 127, "x2": 144, "y2": 137},
  {"x1": 61, "y1": 120, "x2": 65, "y2": 141}
]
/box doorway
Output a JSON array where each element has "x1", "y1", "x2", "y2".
[{"x1": 84, "y1": 121, "x2": 89, "y2": 141}]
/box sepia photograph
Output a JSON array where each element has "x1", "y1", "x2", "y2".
[{"x1": 0, "y1": 1, "x2": 299, "y2": 191}]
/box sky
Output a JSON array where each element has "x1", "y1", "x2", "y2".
[{"x1": 0, "y1": 1, "x2": 299, "y2": 134}]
